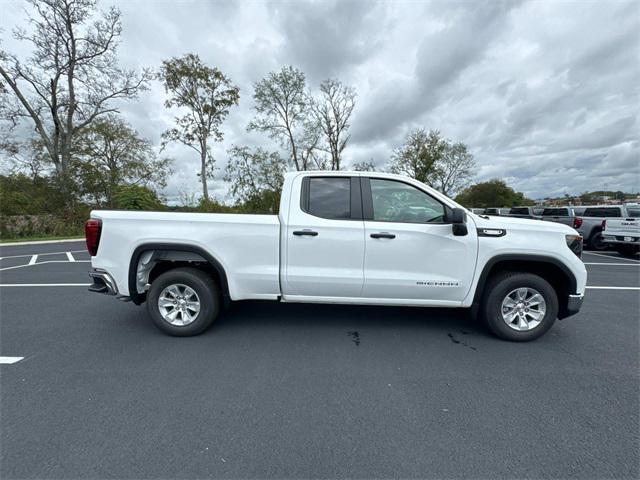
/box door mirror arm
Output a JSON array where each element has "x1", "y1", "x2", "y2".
[{"x1": 448, "y1": 208, "x2": 468, "y2": 236}]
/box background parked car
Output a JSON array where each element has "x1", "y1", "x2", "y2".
[
  {"x1": 540, "y1": 207, "x2": 580, "y2": 228},
  {"x1": 484, "y1": 208, "x2": 510, "y2": 216},
  {"x1": 602, "y1": 204, "x2": 640, "y2": 257},
  {"x1": 506, "y1": 207, "x2": 542, "y2": 219},
  {"x1": 470, "y1": 208, "x2": 486, "y2": 215},
  {"x1": 573, "y1": 205, "x2": 633, "y2": 250}
]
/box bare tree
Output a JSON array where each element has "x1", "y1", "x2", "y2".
[
  {"x1": 248, "y1": 66, "x2": 319, "y2": 171},
  {"x1": 312, "y1": 79, "x2": 356, "y2": 170},
  {"x1": 159, "y1": 53, "x2": 239, "y2": 201},
  {"x1": 0, "y1": 0, "x2": 151, "y2": 192},
  {"x1": 351, "y1": 160, "x2": 376, "y2": 172}
]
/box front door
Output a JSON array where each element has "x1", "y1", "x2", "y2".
[
  {"x1": 283, "y1": 176, "x2": 365, "y2": 298},
  {"x1": 361, "y1": 177, "x2": 478, "y2": 303}
]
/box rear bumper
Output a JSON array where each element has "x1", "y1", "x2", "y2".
[
  {"x1": 560, "y1": 293, "x2": 584, "y2": 319},
  {"x1": 602, "y1": 235, "x2": 640, "y2": 245},
  {"x1": 88, "y1": 269, "x2": 119, "y2": 296}
]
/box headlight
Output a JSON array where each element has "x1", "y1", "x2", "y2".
[{"x1": 565, "y1": 234, "x2": 583, "y2": 259}]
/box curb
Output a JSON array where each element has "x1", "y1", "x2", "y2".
[{"x1": 0, "y1": 238, "x2": 84, "y2": 247}]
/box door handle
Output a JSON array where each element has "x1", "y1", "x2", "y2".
[
  {"x1": 370, "y1": 232, "x2": 396, "y2": 239},
  {"x1": 293, "y1": 229, "x2": 318, "y2": 236}
]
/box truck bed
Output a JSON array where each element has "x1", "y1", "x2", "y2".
[{"x1": 90, "y1": 210, "x2": 282, "y2": 300}]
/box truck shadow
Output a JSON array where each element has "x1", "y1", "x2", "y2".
[{"x1": 213, "y1": 300, "x2": 489, "y2": 339}]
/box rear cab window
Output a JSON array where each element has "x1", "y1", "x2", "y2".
[
  {"x1": 509, "y1": 208, "x2": 529, "y2": 215},
  {"x1": 301, "y1": 176, "x2": 362, "y2": 220},
  {"x1": 583, "y1": 207, "x2": 622, "y2": 217},
  {"x1": 542, "y1": 208, "x2": 569, "y2": 216}
]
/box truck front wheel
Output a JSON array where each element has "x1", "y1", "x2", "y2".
[
  {"x1": 482, "y1": 272, "x2": 558, "y2": 341},
  {"x1": 146, "y1": 267, "x2": 220, "y2": 336}
]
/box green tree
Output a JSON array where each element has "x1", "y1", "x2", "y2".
[
  {"x1": 0, "y1": 0, "x2": 151, "y2": 194},
  {"x1": 431, "y1": 141, "x2": 476, "y2": 196},
  {"x1": 159, "y1": 53, "x2": 239, "y2": 201},
  {"x1": 112, "y1": 185, "x2": 163, "y2": 211},
  {"x1": 248, "y1": 66, "x2": 319, "y2": 171},
  {"x1": 454, "y1": 179, "x2": 533, "y2": 208},
  {"x1": 74, "y1": 115, "x2": 171, "y2": 207},
  {"x1": 223, "y1": 146, "x2": 286, "y2": 213},
  {"x1": 387, "y1": 129, "x2": 446, "y2": 184}
]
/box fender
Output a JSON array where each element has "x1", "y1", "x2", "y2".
[
  {"x1": 128, "y1": 243, "x2": 230, "y2": 305},
  {"x1": 470, "y1": 253, "x2": 578, "y2": 315}
]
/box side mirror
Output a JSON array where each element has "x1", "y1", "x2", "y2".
[{"x1": 449, "y1": 208, "x2": 468, "y2": 236}]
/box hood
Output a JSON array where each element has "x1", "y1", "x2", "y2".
[{"x1": 470, "y1": 213, "x2": 578, "y2": 235}]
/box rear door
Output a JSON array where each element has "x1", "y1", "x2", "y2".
[
  {"x1": 360, "y1": 177, "x2": 477, "y2": 303},
  {"x1": 283, "y1": 175, "x2": 365, "y2": 298}
]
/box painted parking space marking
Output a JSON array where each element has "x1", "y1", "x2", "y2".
[
  {"x1": 0, "y1": 283, "x2": 90, "y2": 287},
  {"x1": 0, "y1": 250, "x2": 86, "y2": 260},
  {"x1": 583, "y1": 251, "x2": 640, "y2": 263},
  {"x1": 28, "y1": 255, "x2": 38, "y2": 265},
  {"x1": 584, "y1": 262, "x2": 640, "y2": 266},
  {"x1": 0, "y1": 260, "x2": 90, "y2": 272},
  {"x1": 0, "y1": 357, "x2": 24, "y2": 364},
  {"x1": 66, "y1": 252, "x2": 75, "y2": 262},
  {"x1": 586, "y1": 286, "x2": 640, "y2": 291}
]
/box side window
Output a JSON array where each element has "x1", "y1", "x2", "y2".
[
  {"x1": 369, "y1": 179, "x2": 445, "y2": 223},
  {"x1": 306, "y1": 177, "x2": 351, "y2": 220}
]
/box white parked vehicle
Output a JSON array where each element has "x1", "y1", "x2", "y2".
[
  {"x1": 86, "y1": 171, "x2": 587, "y2": 341},
  {"x1": 602, "y1": 205, "x2": 640, "y2": 257}
]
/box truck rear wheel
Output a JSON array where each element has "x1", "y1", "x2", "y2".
[
  {"x1": 146, "y1": 267, "x2": 220, "y2": 336},
  {"x1": 589, "y1": 231, "x2": 607, "y2": 250},
  {"x1": 482, "y1": 272, "x2": 558, "y2": 341}
]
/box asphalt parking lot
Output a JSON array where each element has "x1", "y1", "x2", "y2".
[{"x1": 1, "y1": 240, "x2": 639, "y2": 479}]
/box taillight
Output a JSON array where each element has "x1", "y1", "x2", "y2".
[
  {"x1": 85, "y1": 219, "x2": 102, "y2": 256},
  {"x1": 573, "y1": 217, "x2": 583, "y2": 228}
]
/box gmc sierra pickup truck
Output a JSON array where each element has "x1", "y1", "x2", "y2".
[
  {"x1": 86, "y1": 171, "x2": 586, "y2": 341},
  {"x1": 602, "y1": 208, "x2": 640, "y2": 257}
]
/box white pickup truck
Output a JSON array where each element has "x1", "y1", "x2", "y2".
[
  {"x1": 86, "y1": 171, "x2": 587, "y2": 341},
  {"x1": 602, "y1": 206, "x2": 640, "y2": 257}
]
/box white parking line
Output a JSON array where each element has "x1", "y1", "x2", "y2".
[
  {"x1": 0, "y1": 260, "x2": 90, "y2": 272},
  {"x1": 584, "y1": 263, "x2": 640, "y2": 266},
  {"x1": 586, "y1": 286, "x2": 640, "y2": 290},
  {"x1": 66, "y1": 252, "x2": 75, "y2": 262},
  {"x1": 583, "y1": 251, "x2": 640, "y2": 263},
  {"x1": 0, "y1": 250, "x2": 86, "y2": 260},
  {"x1": 0, "y1": 356, "x2": 24, "y2": 364},
  {"x1": 28, "y1": 255, "x2": 37, "y2": 265},
  {"x1": 0, "y1": 283, "x2": 90, "y2": 287}
]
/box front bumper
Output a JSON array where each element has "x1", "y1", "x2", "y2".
[{"x1": 560, "y1": 293, "x2": 584, "y2": 319}]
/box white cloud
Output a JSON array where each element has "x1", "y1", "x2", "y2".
[{"x1": 1, "y1": 0, "x2": 639, "y2": 201}]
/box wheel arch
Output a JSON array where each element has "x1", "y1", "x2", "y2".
[
  {"x1": 128, "y1": 243, "x2": 230, "y2": 305},
  {"x1": 472, "y1": 254, "x2": 578, "y2": 320}
]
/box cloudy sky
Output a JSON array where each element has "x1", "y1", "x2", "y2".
[{"x1": 2, "y1": 0, "x2": 639, "y2": 201}]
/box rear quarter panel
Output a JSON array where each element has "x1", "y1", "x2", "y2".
[{"x1": 90, "y1": 211, "x2": 281, "y2": 300}]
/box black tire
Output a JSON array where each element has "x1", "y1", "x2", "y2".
[
  {"x1": 482, "y1": 272, "x2": 559, "y2": 342},
  {"x1": 615, "y1": 244, "x2": 640, "y2": 258},
  {"x1": 589, "y1": 231, "x2": 608, "y2": 251},
  {"x1": 146, "y1": 267, "x2": 220, "y2": 336}
]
